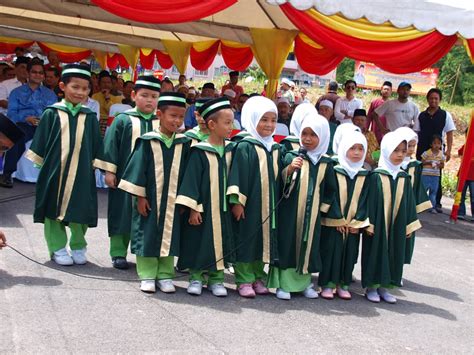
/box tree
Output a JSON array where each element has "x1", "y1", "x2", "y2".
[
  {"x1": 243, "y1": 65, "x2": 266, "y2": 83},
  {"x1": 336, "y1": 58, "x2": 355, "y2": 84}
]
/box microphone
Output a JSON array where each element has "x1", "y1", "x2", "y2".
[{"x1": 291, "y1": 147, "x2": 307, "y2": 182}]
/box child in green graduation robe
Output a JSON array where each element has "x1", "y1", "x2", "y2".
[
  {"x1": 268, "y1": 109, "x2": 339, "y2": 300},
  {"x1": 279, "y1": 102, "x2": 311, "y2": 154},
  {"x1": 25, "y1": 64, "x2": 102, "y2": 266},
  {"x1": 226, "y1": 96, "x2": 281, "y2": 298},
  {"x1": 319, "y1": 131, "x2": 370, "y2": 300},
  {"x1": 118, "y1": 92, "x2": 191, "y2": 294},
  {"x1": 362, "y1": 132, "x2": 422, "y2": 304},
  {"x1": 330, "y1": 122, "x2": 361, "y2": 163},
  {"x1": 94, "y1": 75, "x2": 161, "y2": 270},
  {"x1": 396, "y1": 127, "x2": 431, "y2": 265},
  {"x1": 176, "y1": 97, "x2": 236, "y2": 297},
  {"x1": 184, "y1": 98, "x2": 210, "y2": 146}
]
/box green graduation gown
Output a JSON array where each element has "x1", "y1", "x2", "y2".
[
  {"x1": 230, "y1": 131, "x2": 251, "y2": 143},
  {"x1": 319, "y1": 166, "x2": 370, "y2": 288},
  {"x1": 118, "y1": 131, "x2": 191, "y2": 257},
  {"x1": 403, "y1": 159, "x2": 431, "y2": 264},
  {"x1": 26, "y1": 102, "x2": 102, "y2": 226},
  {"x1": 361, "y1": 169, "x2": 422, "y2": 289},
  {"x1": 94, "y1": 109, "x2": 160, "y2": 236},
  {"x1": 276, "y1": 152, "x2": 339, "y2": 274},
  {"x1": 184, "y1": 126, "x2": 209, "y2": 147},
  {"x1": 280, "y1": 135, "x2": 300, "y2": 156},
  {"x1": 227, "y1": 137, "x2": 282, "y2": 265},
  {"x1": 176, "y1": 141, "x2": 236, "y2": 271},
  {"x1": 326, "y1": 121, "x2": 337, "y2": 156}
]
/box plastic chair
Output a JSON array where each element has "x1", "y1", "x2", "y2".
[{"x1": 275, "y1": 123, "x2": 289, "y2": 136}]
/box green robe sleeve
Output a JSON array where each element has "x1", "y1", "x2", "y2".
[
  {"x1": 26, "y1": 108, "x2": 56, "y2": 166},
  {"x1": 226, "y1": 143, "x2": 251, "y2": 206},
  {"x1": 412, "y1": 163, "x2": 431, "y2": 213},
  {"x1": 175, "y1": 149, "x2": 205, "y2": 212},
  {"x1": 117, "y1": 138, "x2": 149, "y2": 198},
  {"x1": 403, "y1": 176, "x2": 423, "y2": 236},
  {"x1": 320, "y1": 162, "x2": 340, "y2": 217},
  {"x1": 349, "y1": 175, "x2": 370, "y2": 228},
  {"x1": 94, "y1": 115, "x2": 125, "y2": 173}
]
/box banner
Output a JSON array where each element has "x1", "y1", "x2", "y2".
[{"x1": 353, "y1": 61, "x2": 439, "y2": 94}]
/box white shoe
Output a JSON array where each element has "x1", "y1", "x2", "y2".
[
  {"x1": 52, "y1": 248, "x2": 73, "y2": 266},
  {"x1": 303, "y1": 284, "x2": 319, "y2": 299},
  {"x1": 140, "y1": 280, "x2": 156, "y2": 293},
  {"x1": 208, "y1": 283, "x2": 228, "y2": 297},
  {"x1": 187, "y1": 280, "x2": 203, "y2": 295},
  {"x1": 276, "y1": 288, "x2": 291, "y2": 300},
  {"x1": 157, "y1": 279, "x2": 176, "y2": 293},
  {"x1": 71, "y1": 248, "x2": 87, "y2": 265}
]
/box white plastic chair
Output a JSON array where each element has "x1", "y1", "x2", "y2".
[
  {"x1": 275, "y1": 123, "x2": 289, "y2": 136},
  {"x1": 109, "y1": 103, "x2": 132, "y2": 117},
  {"x1": 233, "y1": 120, "x2": 242, "y2": 130},
  {"x1": 12, "y1": 140, "x2": 39, "y2": 183}
]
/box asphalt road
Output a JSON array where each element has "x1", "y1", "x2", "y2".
[{"x1": 1, "y1": 181, "x2": 473, "y2": 354}]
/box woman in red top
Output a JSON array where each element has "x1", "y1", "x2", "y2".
[{"x1": 458, "y1": 129, "x2": 474, "y2": 221}]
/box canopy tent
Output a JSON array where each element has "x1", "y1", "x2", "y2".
[{"x1": 0, "y1": 0, "x2": 472, "y2": 98}]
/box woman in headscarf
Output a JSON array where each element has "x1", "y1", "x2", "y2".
[
  {"x1": 362, "y1": 132, "x2": 422, "y2": 304},
  {"x1": 395, "y1": 127, "x2": 431, "y2": 266},
  {"x1": 267, "y1": 114, "x2": 340, "y2": 300},
  {"x1": 319, "y1": 131, "x2": 369, "y2": 300},
  {"x1": 227, "y1": 96, "x2": 281, "y2": 298}
]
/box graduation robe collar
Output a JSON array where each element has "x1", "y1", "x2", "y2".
[
  {"x1": 334, "y1": 164, "x2": 369, "y2": 177},
  {"x1": 373, "y1": 167, "x2": 408, "y2": 179},
  {"x1": 51, "y1": 101, "x2": 92, "y2": 115},
  {"x1": 123, "y1": 107, "x2": 156, "y2": 120},
  {"x1": 281, "y1": 135, "x2": 299, "y2": 143},
  {"x1": 193, "y1": 140, "x2": 235, "y2": 155},
  {"x1": 186, "y1": 126, "x2": 209, "y2": 141},
  {"x1": 241, "y1": 136, "x2": 279, "y2": 151},
  {"x1": 140, "y1": 131, "x2": 189, "y2": 145}
]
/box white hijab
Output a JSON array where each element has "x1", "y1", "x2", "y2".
[
  {"x1": 299, "y1": 114, "x2": 330, "y2": 165},
  {"x1": 332, "y1": 123, "x2": 361, "y2": 155},
  {"x1": 395, "y1": 126, "x2": 418, "y2": 169},
  {"x1": 378, "y1": 131, "x2": 407, "y2": 180},
  {"x1": 241, "y1": 96, "x2": 278, "y2": 152},
  {"x1": 338, "y1": 131, "x2": 368, "y2": 179},
  {"x1": 290, "y1": 103, "x2": 316, "y2": 137}
]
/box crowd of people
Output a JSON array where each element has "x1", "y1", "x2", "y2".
[{"x1": 0, "y1": 52, "x2": 472, "y2": 305}]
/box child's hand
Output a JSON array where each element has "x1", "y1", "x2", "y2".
[
  {"x1": 365, "y1": 230, "x2": 374, "y2": 236},
  {"x1": 137, "y1": 196, "x2": 151, "y2": 217},
  {"x1": 348, "y1": 227, "x2": 359, "y2": 234},
  {"x1": 336, "y1": 226, "x2": 347, "y2": 234},
  {"x1": 179, "y1": 207, "x2": 186, "y2": 215},
  {"x1": 287, "y1": 157, "x2": 303, "y2": 176},
  {"x1": 105, "y1": 172, "x2": 117, "y2": 189},
  {"x1": 232, "y1": 204, "x2": 245, "y2": 221},
  {"x1": 0, "y1": 231, "x2": 6, "y2": 249},
  {"x1": 189, "y1": 210, "x2": 202, "y2": 225}
]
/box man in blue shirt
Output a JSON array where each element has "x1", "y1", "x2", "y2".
[
  {"x1": 184, "y1": 82, "x2": 216, "y2": 130},
  {"x1": 0, "y1": 58, "x2": 57, "y2": 188}
]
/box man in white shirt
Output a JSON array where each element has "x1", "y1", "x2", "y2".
[
  {"x1": 373, "y1": 81, "x2": 420, "y2": 132},
  {"x1": 0, "y1": 57, "x2": 29, "y2": 115},
  {"x1": 334, "y1": 79, "x2": 363, "y2": 124}
]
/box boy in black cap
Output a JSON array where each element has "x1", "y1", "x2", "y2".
[
  {"x1": 176, "y1": 97, "x2": 236, "y2": 297},
  {"x1": 25, "y1": 64, "x2": 102, "y2": 266},
  {"x1": 118, "y1": 92, "x2": 191, "y2": 293},
  {"x1": 184, "y1": 98, "x2": 211, "y2": 146},
  {"x1": 94, "y1": 76, "x2": 161, "y2": 270}
]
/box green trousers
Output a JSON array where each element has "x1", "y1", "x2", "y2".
[
  {"x1": 136, "y1": 256, "x2": 175, "y2": 280},
  {"x1": 109, "y1": 234, "x2": 130, "y2": 258},
  {"x1": 44, "y1": 217, "x2": 87, "y2": 255},
  {"x1": 189, "y1": 270, "x2": 225, "y2": 286},
  {"x1": 266, "y1": 267, "x2": 311, "y2": 292},
  {"x1": 234, "y1": 261, "x2": 267, "y2": 286}
]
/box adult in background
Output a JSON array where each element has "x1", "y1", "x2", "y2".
[
  {"x1": 352, "y1": 109, "x2": 379, "y2": 170},
  {"x1": 279, "y1": 78, "x2": 295, "y2": 104},
  {"x1": 414, "y1": 88, "x2": 455, "y2": 213},
  {"x1": 92, "y1": 70, "x2": 122, "y2": 136},
  {"x1": 299, "y1": 87, "x2": 310, "y2": 104},
  {"x1": 367, "y1": 81, "x2": 392, "y2": 143},
  {"x1": 0, "y1": 114, "x2": 24, "y2": 248},
  {"x1": 315, "y1": 81, "x2": 340, "y2": 112},
  {"x1": 161, "y1": 78, "x2": 174, "y2": 93},
  {"x1": 318, "y1": 100, "x2": 337, "y2": 155},
  {"x1": 0, "y1": 59, "x2": 57, "y2": 188},
  {"x1": 44, "y1": 67, "x2": 62, "y2": 100},
  {"x1": 334, "y1": 79, "x2": 363, "y2": 125},
  {"x1": 277, "y1": 97, "x2": 292, "y2": 129},
  {"x1": 121, "y1": 81, "x2": 135, "y2": 107},
  {"x1": 44, "y1": 51, "x2": 62, "y2": 72},
  {"x1": 0, "y1": 56, "x2": 30, "y2": 115},
  {"x1": 221, "y1": 71, "x2": 243, "y2": 106},
  {"x1": 184, "y1": 82, "x2": 215, "y2": 129},
  {"x1": 373, "y1": 81, "x2": 419, "y2": 133},
  {"x1": 234, "y1": 93, "x2": 249, "y2": 126},
  {"x1": 174, "y1": 74, "x2": 188, "y2": 90}
]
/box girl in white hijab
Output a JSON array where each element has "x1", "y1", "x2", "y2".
[
  {"x1": 332, "y1": 123, "x2": 361, "y2": 160},
  {"x1": 395, "y1": 127, "x2": 418, "y2": 170},
  {"x1": 227, "y1": 95, "x2": 281, "y2": 298},
  {"x1": 362, "y1": 131, "x2": 422, "y2": 304},
  {"x1": 267, "y1": 114, "x2": 333, "y2": 300},
  {"x1": 319, "y1": 130, "x2": 369, "y2": 300},
  {"x1": 280, "y1": 103, "x2": 317, "y2": 153}
]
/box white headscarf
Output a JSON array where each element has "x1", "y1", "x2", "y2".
[
  {"x1": 299, "y1": 114, "x2": 330, "y2": 165},
  {"x1": 332, "y1": 123, "x2": 361, "y2": 155},
  {"x1": 337, "y1": 131, "x2": 367, "y2": 179},
  {"x1": 289, "y1": 103, "x2": 316, "y2": 137},
  {"x1": 241, "y1": 96, "x2": 278, "y2": 152},
  {"x1": 395, "y1": 126, "x2": 418, "y2": 169},
  {"x1": 378, "y1": 131, "x2": 407, "y2": 180}
]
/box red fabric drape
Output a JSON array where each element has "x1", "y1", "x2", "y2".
[
  {"x1": 139, "y1": 50, "x2": 173, "y2": 69},
  {"x1": 155, "y1": 51, "x2": 173, "y2": 69},
  {"x1": 221, "y1": 43, "x2": 254, "y2": 71},
  {"x1": 107, "y1": 53, "x2": 129, "y2": 69},
  {"x1": 466, "y1": 39, "x2": 474, "y2": 63},
  {"x1": 190, "y1": 41, "x2": 220, "y2": 71},
  {"x1": 294, "y1": 35, "x2": 343, "y2": 75},
  {"x1": 281, "y1": 4, "x2": 458, "y2": 74},
  {"x1": 0, "y1": 41, "x2": 34, "y2": 53},
  {"x1": 92, "y1": 0, "x2": 236, "y2": 24},
  {"x1": 139, "y1": 50, "x2": 156, "y2": 70},
  {"x1": 37, "y1": 43, "x2": 91, "y2": 63}
]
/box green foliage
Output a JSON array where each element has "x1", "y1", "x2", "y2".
[
  {"x1": 243, "y1": 65, "x2": 267, "y2": 83},
  {"x1": 441, "y1": 172, "x2": 459, "y2": 198},
  {"x1": 336, "y1": 58, "x2": 355, "y2": 84},
  {"x1": 434, "y1": 46, "x2": 474, "y2": 105}
]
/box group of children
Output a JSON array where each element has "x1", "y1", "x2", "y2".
[{"x1": 26, "y1": 64, "x2": 431, "y2": 304}]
